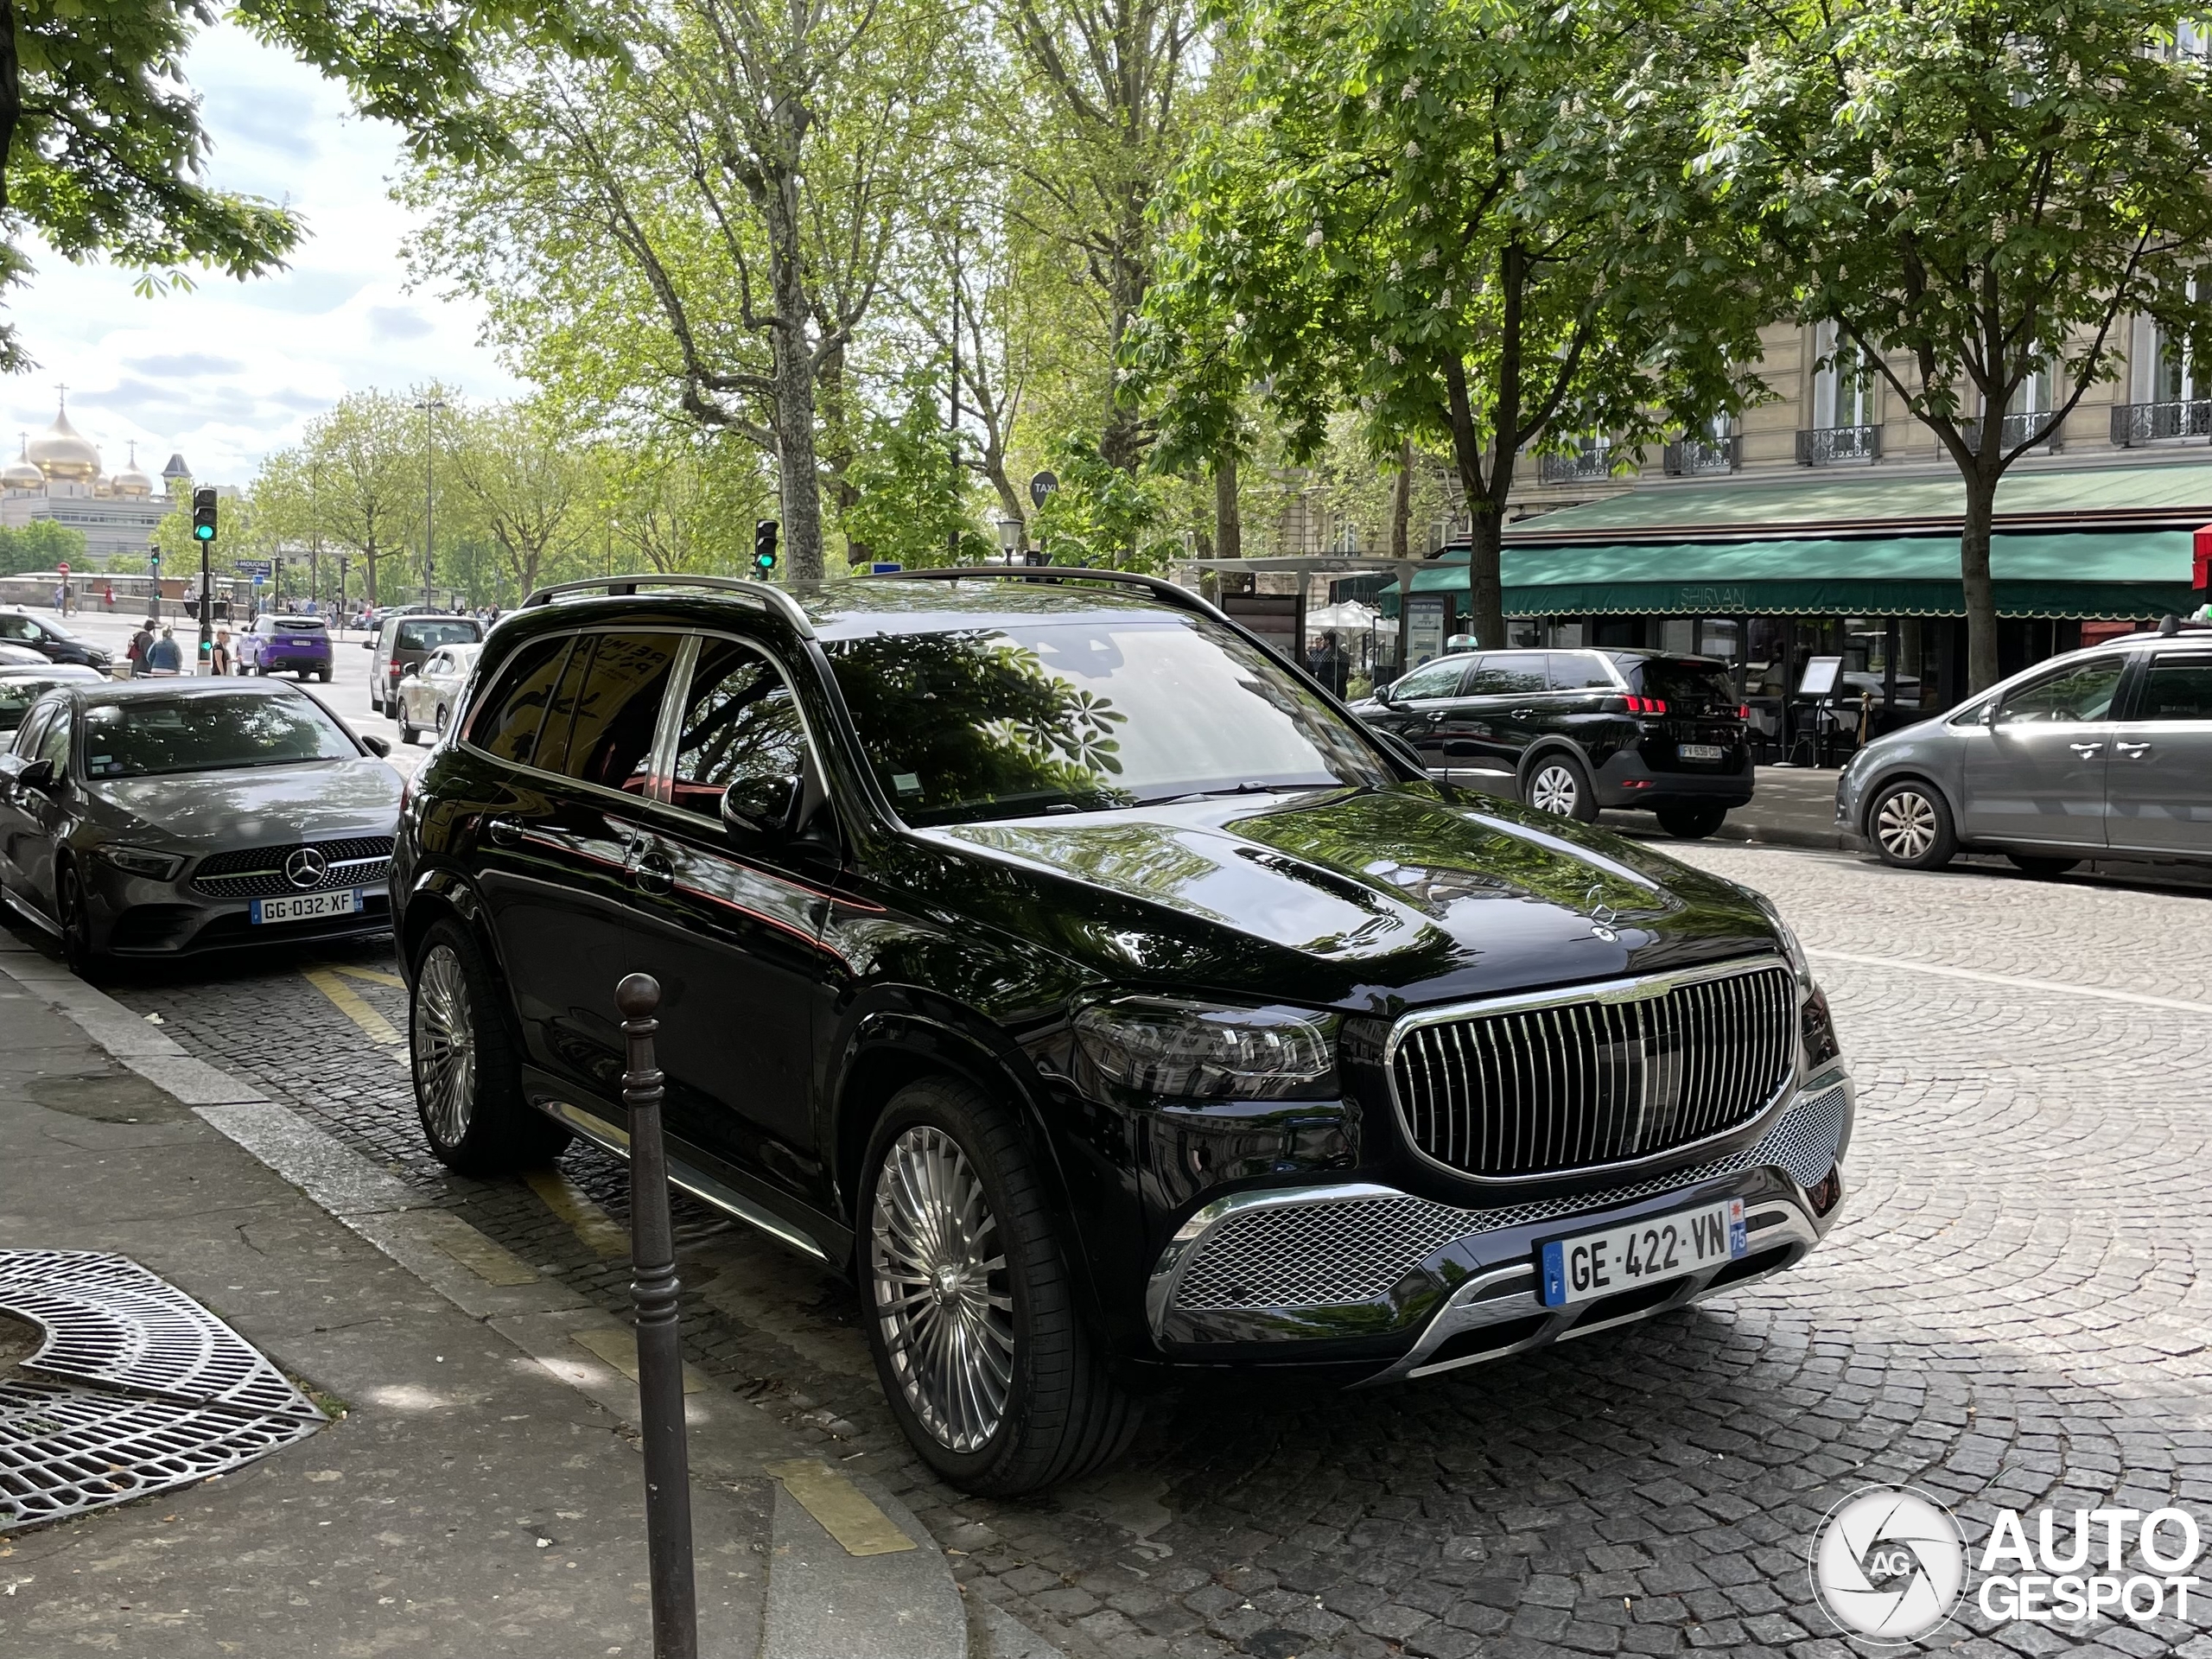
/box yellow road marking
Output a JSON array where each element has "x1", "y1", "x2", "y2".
[
  {"x1": 524, "y1": 1168, "x2": 632, "y2": 1259},
  {"x1": 302, "y1": 967, "x2": 403, "y2": 1046},
  {"x1": 764, "y1": 1460, "x2": 917, "y2": 1557},
  {"x1": 569, "y1": 1326, "x2": 707, "y2": 1394},
  {"x1": 325, "y1": 963, "x2": 405, "y2": 989}
]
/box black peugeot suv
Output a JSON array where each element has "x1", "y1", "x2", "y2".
[
  {"x1": 1352, "y1": 647, "x2": 1755, "y2": 837},
  {"x1": 391, "y1": 572, "x2": 1851, "y2": 1494}
]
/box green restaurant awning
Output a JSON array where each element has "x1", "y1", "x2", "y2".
[{"x1": 1377, "y1": 530, "x2": 2197, "y2": 620}]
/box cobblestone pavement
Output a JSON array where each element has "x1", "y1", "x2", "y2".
[{"x1": 84, "y1": 847, "x2": 2212, "y2": 1659}]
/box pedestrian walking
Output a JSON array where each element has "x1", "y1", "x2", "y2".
[
  {"x1": 211, "y1": 628, "x2": 234, "y2": 677},
  {"x1": 125, "y1": 619, "x2": 156, "y2": 678},
  {"x1": 146, "y1": 628, "x2": 184, "y2": 675},
  {"x1": 102, "y1": 582, "x2": 114, "y2": 611}
]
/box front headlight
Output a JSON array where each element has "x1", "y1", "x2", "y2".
[
  {"x1": 96, "y1": 844, "x2": 183, "y2": 880},
  {"x1": 1073, "y1": 998, "x2": 1338, "y2": 1099}
]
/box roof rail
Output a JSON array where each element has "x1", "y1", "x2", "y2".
[
  {"x1": 518, "y1": 573, "x2": 814, "y2": 639},
  {"x1": 865, "y1": 565, "x2": 1232, "y2": 627}
]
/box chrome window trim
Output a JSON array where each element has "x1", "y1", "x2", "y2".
[
  {"x1": 1382, "y1": 952, "x2": 1799, "y2": 1188},
  {"x1": 639, "y1": 629, "x2": 830, "y2": 831}
]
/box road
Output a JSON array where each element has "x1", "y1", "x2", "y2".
[
  {"x1": 47, "y1": 836, "x2": 2212, "y2": 1659},
  {"x1": 43, "y1": 606, "x2": 432, "y2": 779}
]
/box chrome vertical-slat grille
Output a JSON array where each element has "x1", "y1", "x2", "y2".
[{"x1": 1391, "y1": 962, "x2": 1797, "y2": 1179}]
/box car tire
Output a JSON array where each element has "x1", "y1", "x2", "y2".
[
  {"x1": 410, "y1": 918, "x2": 569, "y2": 1175},
  {"x1": 1524, "y1": 753, "x2": 1599, "y2": 823},
  {"x1": 54, "y1": 858, "x2": 103, "y2": 977},
  {"x1": 2006, "y1": 853, "x2": 2081, "y2": 878},
  {"x1": 317, "y1": 667, "x2": 332, "y2": 683},
  {"x1": 435, "y1": 704, "x2": 449, "y2": 737},
  {"x1": 1656, "y1": 802, "x2": 1728, "y2": 840},
  {"x1": 1868, "y1": 779, "x2": 1957, "y2": 869},
  {"x1": 860, "y1": 1077, "x2": 1140, "y2": 1495},
  {"x1": 399, "y1": 713, "x2": 421, "y2": 746}
]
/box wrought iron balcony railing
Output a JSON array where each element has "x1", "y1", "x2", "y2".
[
  {"x1": 2111, "y1": 400, "x2": 2212, "y2": 446},
  {"x1": 1662, "y1": 435, "x2": 1740, "y2": 476},
  {"x1": 1961, "y1": 411, "x2": 2063, "y2": 454},
  {"x1": 1537, "y1": 446, "x2": 1624, "y2": 486},
  {"x1": 1795, "y1": 425, "x2": 1882, "y2": 466}
]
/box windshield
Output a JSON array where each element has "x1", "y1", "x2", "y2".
[
  {"x1": 397, "y1": 620, "x2": 479, "y2": 651},
  {"x1": 827, "y1": 615, "x2": 1395, "y2": 826},
  {"x1": 0, "y1": 681, "x2": 57, "y2": 733},
  {"x1": 81, "y1": 693, "x2": 358, "y2": 779}
]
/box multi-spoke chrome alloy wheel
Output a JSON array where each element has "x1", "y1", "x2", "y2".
[
  {"x1": 1875, "y1": 788, "x2": 1937, "y2": 860},
  {"x1": 1529, "y1": 762, "x2": 1580, "y2": 816},
  {"x1": 868, "y1": 1124, "x2": 1016, "y2": 1454},
  {"x1": 413, "y1": 943, "x2": 478, "y2": 1147}
]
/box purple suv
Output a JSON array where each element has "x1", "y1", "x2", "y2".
[{"x1": 238, "y1": 615, "x2": 334, "y2": 682}]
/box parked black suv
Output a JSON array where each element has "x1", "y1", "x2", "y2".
[
  {"x1": 1352, "y1": 647, "x2": 1754, "y2": 836},
  {"x1": 0, "y1": 609, "x2": 111, "y2": 673},
  {"x1": 391, "y1": 573, "x2": 1850, "y2": 1493}
]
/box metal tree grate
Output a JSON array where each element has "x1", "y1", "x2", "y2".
[{"x1": 0, "y1": 1250, "x2": 325, "y2": 1533}]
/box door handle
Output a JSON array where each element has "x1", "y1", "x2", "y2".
[
  {"x1": 632, "y1": 850, "x2": 674, "y2": 895},
  {"x1": 1423, "y1": 711, "x2": 1445, "y2": 723},
  {"x1": 2116, "y1": 741, "x2": 2152, "y2": 758},
  {"x1": 1511, "y1": 709, "x2": 1535, "y2": 719},
  {"x1": 2068, "y1": 742, "x2": 2103, "y2": 757},
  {"x1": 486, "y1": 816, "x2": 522, "y2": 847}
]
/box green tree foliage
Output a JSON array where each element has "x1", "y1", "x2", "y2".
[
  {"x1": 0, "y1": 0, "x2": 591, "y2": 372},
  {"x1": 440, "y1": 399, "x2": 597, "y2": 600},
  {"x1": 1691, "y1": 0, "x2": 2212, "y2": 690},
  {"x1": 1134, "y1": 0, "x2": 1763, "y2": 645},
  {"x1": 404, "y1": 0, "x2": 966, "y2": 582},
  {"x1": 0, "y1": 517, "x2": 83, "y2": 575},
  {"x1": 1032, "y1": 432, "x2": 1177, "y2": 569},
  {"x1": 837, "y1": 376, "x2": 994, "y2": 567}
]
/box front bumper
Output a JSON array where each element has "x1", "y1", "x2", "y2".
[
  {"x1": 1145, "y1": 1065, "x2": 1851, "y2": 1374},
  {"x1": 85, "y1": 859, "x2": 395, "y2": 956}
]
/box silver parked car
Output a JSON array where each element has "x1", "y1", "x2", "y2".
[
  {"x1": 394, "y1": 642, "x2": 481, "y2": 745},
  {"x1": 1836, "y1": 620, "x2": 2212, "y2": 873},
  {"x1": 0, "y1": 679, "x2": 401, "y2": 970}
]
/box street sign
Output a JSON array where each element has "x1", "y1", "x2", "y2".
[
  {"x1": 56, "y1": 562, "x2": 68, "y2": 575},
  {"x1": 870, "y1": 562, "x2": 903, "y2": 575},
  {"x1": 1028, "y1": 471, "x2": 1058, "y2": 509},
  {"x1": 234, "y1": 558, "x2": 272, "y2": 579}
]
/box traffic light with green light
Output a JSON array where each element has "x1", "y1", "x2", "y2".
[
  {"x1": 753, "y1": 519, "x2": 779, "y2": 576},
  {"x1": 193, "y1": 487, "x2": 217, "y2": 543}
]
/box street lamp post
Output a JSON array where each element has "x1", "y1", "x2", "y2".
[
  {"x1": 414, "y1": 396, "x2": 445, "y2": 610},
  {"x1": 996, "y1": 517, "x2": 1023, "y2": 566}
]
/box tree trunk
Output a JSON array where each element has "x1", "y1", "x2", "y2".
[
  {"x1": 1960, "y1": 472, "x2": 2000, "y2": 694},
  {"x1": 1214, "y1": 451, "x2": 1241, "y2": 560},
  {"x1": 1465, "y1": 509, "x2": 1505, "y2": 650},
  {"x1": 1390, "y1": 440, "x2": 1412, "y2": 562},
  {"x1": 764, "y1": 170, "x2": 823, "y2": 583},
  {"x1": 365, "y1": 544, "x2": 379, "y2": 607}
]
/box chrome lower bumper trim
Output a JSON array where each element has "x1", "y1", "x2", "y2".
[{"x1": 1357, "y1": 1185, "x2": 1835, "y2": 1386}]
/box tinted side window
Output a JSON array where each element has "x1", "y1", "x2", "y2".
[
  {"x1": 468, "y1": 637, "x2": 570, "y2": 764},
  {"x1": 1468, "y1": 653, "x2": 1548, "y2": 696},
  {"x1": 670, "y1": 639, "x2": 810, "y2": 819},
  {"x1": 539, "y1": 632, "x2": 679, "y2": 793},
  {"x1": 36, "y1": 705, "x2": 70, "y2": 770},
  {"x1": 1391, "y1": 657, "x2": 1471, "y2": 700},
  {"x1": 12, "y1": 702, "x2": 53, "y2": 757},
  {"x1": 1993, "y1": 659, "x2": 2125, "y2": 725},
  {"x1": 1547, "y1": 652, "x2": 1615, "y2": 691},
  {"x1": 2139, "y1": 657, "x2": 2212, "y2": 721}
]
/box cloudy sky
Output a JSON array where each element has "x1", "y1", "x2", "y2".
[{"x1": 5, "y1": 22, "x2": 518, "y2": 489}]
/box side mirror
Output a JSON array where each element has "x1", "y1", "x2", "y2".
[
  {"x1": 362, "y1": 734, "x2": 392, "y2": 758},
  {"x1": 361, "y1": 638, "x2": 375, "y2": 650},
  {"x1": 18, "y1": 759, "x2": 54, "y2": 792},
  {"x1": 402, "y1": 664, "x2": 419, "y2": 679},
  {"x1": 721, "y1": 773, "x2": 801, "y2": 840},
  {"x1": 1979, "y1": 702, "x2": 1999, "y2": 727},
  {"x1": 1373, "y1": 678, "x2": 1396, "y2": 705}
]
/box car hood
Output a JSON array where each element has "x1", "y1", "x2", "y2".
[
  {"x1": 83, "y1": 760, "x2": 403, "y2": 849},
  {"x1": 916, "y1": 785, "x2": 1780, "y2": 1013}
]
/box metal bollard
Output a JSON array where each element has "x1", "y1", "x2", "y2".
[{"x1": 617, "y1": 973, "x2": 699, "y2": 1659}]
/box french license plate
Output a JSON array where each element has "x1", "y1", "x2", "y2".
[
  {"x1": 1678, "y1": 742, "x2": 1725, "y2": 761},
  {"x1": 251, "y1": 887, "x2": 364, "y2": 925},
  {"x1": 1538, "y1": 1199, "x2": 1745, "y2": 1308}
]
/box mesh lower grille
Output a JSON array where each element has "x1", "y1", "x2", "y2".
[
  {"x1": 1173, "y1": 1081, "x2": 1846, "y2": 1312},
  {"x1": 1391, "y1": 962, "x2": 1796, "y2": 1177}
]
